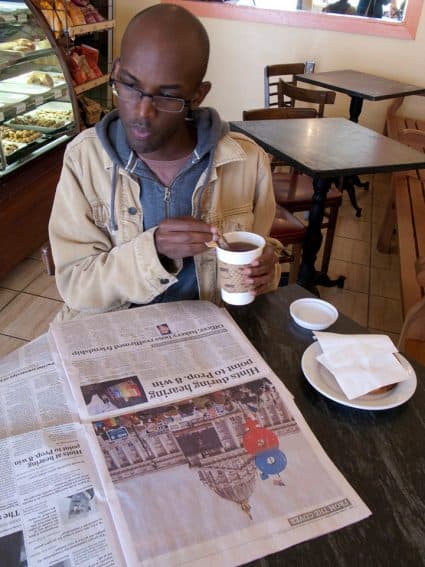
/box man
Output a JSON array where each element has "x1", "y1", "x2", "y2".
[
  {"x1": 356, "y1": 0, "x2": 390, "y2": 18},
  {"x1": 322, "y1": 0, "x2": 356, "y2": 14},
  {"x1": 49, "y1": 3, "x2": 280, "y2": 321}
]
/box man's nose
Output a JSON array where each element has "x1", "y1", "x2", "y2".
[{"x1": 137, "y1": 94, "x2": 156, "y2": 117}]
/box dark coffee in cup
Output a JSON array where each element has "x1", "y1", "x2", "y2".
[{"x1": 226, "y1": 241, "x2": 258, "y2": 252}]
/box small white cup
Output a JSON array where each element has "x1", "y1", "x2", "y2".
[{"x1": 216, "y1": 231, "x2": 265, "y2": 306}]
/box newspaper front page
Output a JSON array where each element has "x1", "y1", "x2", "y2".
[
  {"x1": 0, "y1": 335, "x2": 127, "y2": 567},
  {"x1": 48, "y1": 300, "x2": 371, "y2": 567}
]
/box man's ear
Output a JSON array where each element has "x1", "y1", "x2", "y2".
[
  {"x1": 111, "y1": 58, "x2": 120, "y2": 77},
  {"x1": 190, "y1": 81, "x2": 212, "y2": 108}
]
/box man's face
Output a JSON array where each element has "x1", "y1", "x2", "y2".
[{"x1": 115, "y1": 33, "x2": 207, "y2": 160}]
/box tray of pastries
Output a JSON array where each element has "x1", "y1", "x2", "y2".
[
  {"x1": 0, "y1": 38, "x2": 37, "y2": 54},
  {"x1": 0, "y1": 70, "x2": 65, "y2": 94},
  {"x1": 1, "y1": 139, "x2": 27, "y2": 158},
  {"x1": 6, "y1": 101, "x2": 74, "y2": 132},
  {"x1": 0, "y1": 125, "x2": 42, "y2": 143}
]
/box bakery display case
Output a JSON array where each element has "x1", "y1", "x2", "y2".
[
  {"x1": 0, "y1": 0, "x2": 114, "y2": 279},
  {"x1": 0, "y1": 1, "x2": 78, "y2": 174}
]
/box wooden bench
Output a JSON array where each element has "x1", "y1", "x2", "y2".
[
  {"x1": 384, "y1": 95, "x2": 425, "y2": 143},
  {"x1": 379, "y1": 100, "x2": 425, "y2": 364}
]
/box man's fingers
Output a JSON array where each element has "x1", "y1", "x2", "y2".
[
  {"x1": 155, "y1": 217, "x2": 219, "y2": 259},
  {"x1": 159, "y1": 216, "x2": 217, "y2": 235}
]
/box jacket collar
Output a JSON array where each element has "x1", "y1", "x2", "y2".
[{"x1": 101, "y1": 130, "x2": 247, "y2": 175}]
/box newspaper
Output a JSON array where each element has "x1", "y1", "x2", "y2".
[{"x1": 1, "y1": 300, "x2": 371, "y2": 566}]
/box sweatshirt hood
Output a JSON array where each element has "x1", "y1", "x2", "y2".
[
  {"x1": 95, "y1": 107, "x2": 228, "y2": 168},
  {"x1": 95, "y1": 107, "x2": 229, "y2": 229}
]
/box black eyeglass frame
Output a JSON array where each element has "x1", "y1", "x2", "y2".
[{"x1": 109, "y1": 77, "x2": 191, "y2": 113}]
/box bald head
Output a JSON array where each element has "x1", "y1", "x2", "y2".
[{"x1": 121, "y1": 4, "x2": 210, "y2": 84}]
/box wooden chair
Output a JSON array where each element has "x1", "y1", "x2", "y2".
[
  {"x1": 270, "y1": 207, "x2": 307, "y2": 284},
  {"x1": 264, "y1": 63, "x2": 306, "y2": 108},
  {"x1": 243, "y1": 107, "x2": 343, "y2": 276},
  {"x1": 277, "y1": 80, "x2": 336, "y2": 117},
  {"x1": 243, "y1": 107, "x2": 318, "y2": 121},
  {"x1": 41, "y1": 241, "x2": 55, "y2": 275}
]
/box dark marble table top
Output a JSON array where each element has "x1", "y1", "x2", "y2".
[
  {"x1": 230, "y1": 117, "x2": 425, "y2": 179},
  {"x1": 295, "y1": 70, "x2": 425, "y2": 101},
  {"x1": 227, "y1": 285, "x2": 425, "y2": 566}
]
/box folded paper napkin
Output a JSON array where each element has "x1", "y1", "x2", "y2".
[{"x1": 313, "y1": 332, "x2": 410, "y2": 400}]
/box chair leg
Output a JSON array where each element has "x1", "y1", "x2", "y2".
[
  {"x1": 320, "y1": 205, "x2": 339, "y2": 275},
  {"x1": 342, "y1": 177, "x2": 362, "y2": 217},
  {"x1": 377, "y1": 180, "x2": 396, "y2": 253},
  {"x1": 41, "y1": 241, "x2": 55, "y2": 276},
  {"x1": 289, "y1": 243, "x2": 302, "y2": 283}
]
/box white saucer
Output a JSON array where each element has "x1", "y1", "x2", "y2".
[
  {"x1": 290, "y1": 298, "x2": 338, "y2": 330},
  {"x1": 301, "y1": 342, "x2": 417, "y2": 410}
]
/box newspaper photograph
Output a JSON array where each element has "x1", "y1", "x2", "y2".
[{"x1": 85, "y1": 373, "x2": 370, "y2": 567}]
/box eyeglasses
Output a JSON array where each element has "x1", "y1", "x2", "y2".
[{"x1": 110, "y1": 78, "x2": 190, "y2": 113}]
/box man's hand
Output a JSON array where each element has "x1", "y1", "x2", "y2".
[
  {"x1": 155, "y1": 216, "x2": 219, "y2": 260},
  {"x1": 242, "y1": 244, "x2": 279, "y2": 296}
]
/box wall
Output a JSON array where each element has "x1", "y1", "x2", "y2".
[{"x1": 115, "y1": 1, "x2": 425, "y2": 132}]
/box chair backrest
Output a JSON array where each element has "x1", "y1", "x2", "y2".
[
  {"x1": 278, "y1": 80, "x2": 336, "y2": 117},
  {"x1": 242, "y1": 107, "x2": 318, "y2": 121},
  {"x1": 264, "y1": 63, "x2": 306, "y2": 108},
  {"x1": 242, "y1": 107, "x2": 318, "y2": 177}
]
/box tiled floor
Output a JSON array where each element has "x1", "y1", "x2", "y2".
[{"x1": 0, "y1": 172, "x2": 401, "y2": 357}]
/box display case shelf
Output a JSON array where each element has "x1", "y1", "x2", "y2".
[
  {"x1": 74, "y1": 74, "x2": 108, "y2": 95},
  {"x1": 67, "y1": 19, "x2": 114, "y2": 39},
  {"x1": 0, "y1": 48, "x2": 57, "y2": 72}
]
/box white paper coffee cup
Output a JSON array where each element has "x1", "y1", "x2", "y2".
[{"x1": 216, "y1": 231, "x2": 265, "y2": 306}]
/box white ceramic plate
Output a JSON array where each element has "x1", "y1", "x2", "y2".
[
  {"x1": 301, "y1": 341, "x2": 417, "y2": 410},
  {"x1": 290, "y1": 298, "x2": 338, "y2": 330}
]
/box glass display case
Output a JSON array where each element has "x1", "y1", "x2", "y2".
[
  {"x1": 0, "y1": 0, "x2": 78, "y2": 175},
  {"x1": 0, "y1": 0, "x2": 114, "y2": 279}
]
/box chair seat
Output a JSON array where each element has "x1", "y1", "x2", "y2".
[
  {"x1": 270, "y1": 208, "x2": 306, "y2": 282},
  {"x1": 272, "y1": 171, "x2": 343, "y2": 210},
  {"x1": 270, "y1": 207, "x2": 306, "y2": 244}
]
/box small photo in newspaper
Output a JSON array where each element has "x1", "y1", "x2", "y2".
[
  {"x1": 57, "y1": 488, "x2": 96, "y2": 523},
  {"x1": 0, "y1": 530, "x2": 27, "y2": 567},
  {"x1": 81, "y1": 376, "x2": 148, "y2": 416}
]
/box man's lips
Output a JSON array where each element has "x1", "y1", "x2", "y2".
[{"x1": 131, "y1": 124, "x2": 152, "y2": 140}]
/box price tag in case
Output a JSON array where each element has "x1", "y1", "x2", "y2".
[{"x1": 16, "y1": 103, "x2": 26, "y2": 114}]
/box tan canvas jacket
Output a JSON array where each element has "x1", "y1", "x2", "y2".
[{"x1": 49, "y1": 127, "x2": 281, "y2": 321}]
